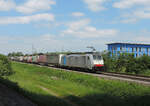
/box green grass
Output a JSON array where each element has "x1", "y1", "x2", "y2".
[{"x1": 3, "y1": 62, "x2": 150, "y2": 106}]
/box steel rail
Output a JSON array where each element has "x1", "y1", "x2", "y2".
[{"x1": 99, "y1": 72, "x2": 150, "y2": 82}]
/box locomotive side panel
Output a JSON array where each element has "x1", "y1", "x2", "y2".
[
  {"x1": 66, "y1": 55, "x2": 88, "y2": 68},
  {"x1": 60, "y1": 55, "x2": 67, "y2": 66}
]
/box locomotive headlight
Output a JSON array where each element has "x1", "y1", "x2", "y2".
[{"x1": 95, "y1": 64, "x2": 104, "y2": 67}]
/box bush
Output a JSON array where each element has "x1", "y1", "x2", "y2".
[
  {"x1": 115, "y1": 53, "x2": 129, "y2": 72},
  {"x1": 126, "y1": 55, "x2": 138, "y2": 74},
  {"x1": 136, "y1": 55, "x2": 150, "y2": 74},
  {"x1": 126, "y1": 55, "x2": 150, "y2": 74},
  {"x1": 0, "y1": 54, "x2": 13, "y2": 76},
  {"x1": 102, "y1": 52, "x2": 150, "y2": 75},
  {"x1": 102, "y1": 52, "x2": 116, "y2": 72}
]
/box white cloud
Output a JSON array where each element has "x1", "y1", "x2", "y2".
[
  {"x1": 0, "y1": 33, "x2": 107, "y2": 54},
  {"x1": 113, "y1": 0, "x2": 150, "y2": 23},
  {"x1": 0, "y1": 0, "x2": 15, "y2": 11},
  {"x1": 120, "y1": 8, "x2": 150, "y2": 23},
  {"x1": 113, "y1": 0, "x2": 150, "y2": 9},
  {"x1": 66, "y1": 19, "x2": 90, "y2": 31},
  {"x1": 133, "y1": 8, "x2": 150, "y2": 19},
  {"x1": 63, "y1": 19, "x2": 118, "y2": 38},
  {"x1": 40, "y1": 34, "x2": 55, "y2": 41},
  {"x1": 72, "y1": 12, "x2": 85, "y2": 17},
  {"x1": 83, "y1": 0, "x2": 106, "y2": 12},
  {"x1": 0, "y1": 0, "x2": 56, "y2": 14},
  {"x1": 121, "y1": 18, "x2": 137, "y2": 24},
  {"x1": 0, "y1": 34, "x2": 62, "y2": 54},
  {"x1": 136, "y1": 36, "x2": 150, "y2": 42},
  {"x1": 134, "y1": 30, "x2": 150, "y2": 42},
  {"x1": 0, "y1": 13, "x2": 55, "y2": 24},
  {"x1": 116, "y1": 30, "x2": 150, "y2": 43},
  {"x1": 16, "y1": 0, "x2": 56, "y2": 14}
]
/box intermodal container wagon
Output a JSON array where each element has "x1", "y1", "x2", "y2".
[
  {"x1": 32, "y1": 56, "x2": 38, "y2": 63},
  {"x1": 38, "y1": 55, "x2": 47, "y2": 64},
  {"x1": 27, "y1": 56, "x2": 32, "y2": 63}
]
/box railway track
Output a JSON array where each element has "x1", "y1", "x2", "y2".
[
  {"x1": 99, "y1": 72, "x2": 150, "y2": 82},
  {"x1": 17, "y1": 61, "x2": 150, "y2": 86}
]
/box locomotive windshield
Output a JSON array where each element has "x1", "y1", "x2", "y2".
[{"x1": 93, "y1": 55, "x2": 102, "y2": 60}]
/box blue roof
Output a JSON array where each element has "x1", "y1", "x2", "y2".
[{"x1": 107, "y1": 43, "x2": 150, "y2": 46}]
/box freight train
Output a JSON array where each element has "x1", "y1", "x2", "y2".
[{"x1": 11, "y1": 52, "x2": 104, "y2": 72}]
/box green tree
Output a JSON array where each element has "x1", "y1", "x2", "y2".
[
  {"x1": 102, "y1": 51, "x2": 117, "y2": 72},
  {"x1": 0, "y1": 54, "x2": 13, "y2": 76},
  {"x1": 8, "y1": 52, "x2": 24, "y2": 57},
  {"x1": 115, "y1": 53, "x2": 128, "y2": 72}
]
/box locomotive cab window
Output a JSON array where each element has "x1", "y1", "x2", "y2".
[
  {"x1": 93, "y1": 55, "x2": 96, "y2": 60},
  {"x1": 98, "y1": 56, "x2": 102, "y2": 60},
  {"x1": 93, "y1": 55, "x2": 101, "y2": 60}
]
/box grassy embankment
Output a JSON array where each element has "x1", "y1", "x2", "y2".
[{"x1": 3, "y1": 62, "x2": 150, "y2": 106}]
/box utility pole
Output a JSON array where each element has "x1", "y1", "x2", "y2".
[
  {"x1": 32, "y1": 44, "x2": 34, "y2": 55},
  {"x1": 32, "y1": 44, "x2": 37, "y2": 55},
  {"x1": 61, "y1": 46, "x2": 64, "y2": 52}
]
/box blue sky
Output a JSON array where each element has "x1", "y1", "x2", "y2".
[{"x1": 0, "y1": 0, "x2": 150, "y2": 54}]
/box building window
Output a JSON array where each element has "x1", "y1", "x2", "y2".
[
  {"x1": 147, "y1": 48, "x2": 149, "y2": 53},
  {"x1": 139, "y1": 47, "x2": 141, "y2": 52},
  {"x1": 122, "y1": 47, "x2": 124, "y2": 51},
  {"x1": 125, "y1": 47, "x2": 127, "y2": 52},
  {"x1": 112, "y1": 47, "x2": 117, "y2": 53},
  {"x1": 128, "y1": 47, "x2": 130, "y2": 52},
  {"x1": 142, "y1": 48, "x2": 145, "y2": 52},
  {"x1": 132, "y1": 48, "x2": 134, "y2": 52},
  {"x1": 123, "y1": 47, "x2": 126, "y2": 52},
  {"x1": 120, "y1": 47, "x2": 122, "y2": 51},
  {"x1": 148, "y1": 48, "x2": 149, "y2": 56},
  {"x1": 136, "y1": 47, "x2": 138, "y2": 52},
  {"x1": 115, "y1": 47, "x2": 117, "y2": 51}
]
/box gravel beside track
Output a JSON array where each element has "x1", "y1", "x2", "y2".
[{"x1": 0, "y1": 83, "x2": 36, "y2": 106}]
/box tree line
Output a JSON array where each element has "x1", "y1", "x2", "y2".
[{"x1": 102, "y1": 51, "x2": 150, "y2": 75}]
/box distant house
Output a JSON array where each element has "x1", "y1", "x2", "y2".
[{"x1": 107, "y1": 43, "x2": 150, "y2": 57}]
